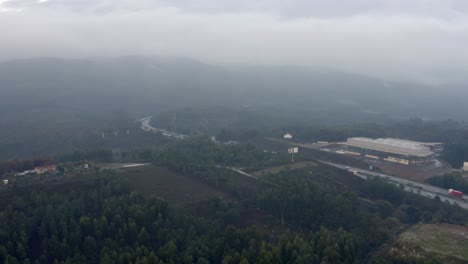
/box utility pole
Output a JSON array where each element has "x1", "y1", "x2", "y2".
[{"x1": 288, "y1": 147, "x2": 298, "y2": 163}]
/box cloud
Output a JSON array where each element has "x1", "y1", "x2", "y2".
[
  {"x1": 0, "y1": 0, "x2": 22, "y2": 12},
  {"x1": 5, "y1": 0, "x2": 465, "y2": 18},
  {"x1": 0, "y1": 0, "x2": 467, "y2": 84},
  {"x1": 156, "y1": 0, "x2": 468, "y2": 19}
]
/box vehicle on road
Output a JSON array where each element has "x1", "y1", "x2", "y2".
[{"x1": 448, "y1": 189, "x2": 464, "y2": 198}]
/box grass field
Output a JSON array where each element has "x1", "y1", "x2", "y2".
[
  {"x1": 395, "y1": 224, "x2": 468, "y2": 263},
  {"x1": 116, "y1": 165, "x2": 232, "y2": 206}
]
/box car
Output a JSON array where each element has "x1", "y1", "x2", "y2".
[{"x1": 426, "y1": 193, "x2": 434, "y2": 198}]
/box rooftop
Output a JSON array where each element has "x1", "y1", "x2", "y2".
[
  {"x1": 463, "y1": 162, "x2": 468, "y2": 171},
  {"x1": 344, "y1": 137, "x2": 434, "y2": 157}
]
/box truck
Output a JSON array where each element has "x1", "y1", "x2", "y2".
[{"x1": 448, "y1": 189, "x2": 464, "y2": 198}]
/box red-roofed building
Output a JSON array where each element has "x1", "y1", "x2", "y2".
[{"x1": 34, "y1": 165, "x2": 57, "y2": 174}]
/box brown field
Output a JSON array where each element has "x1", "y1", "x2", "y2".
[
  {"x1": 116, "y1": 165, "x2": 232, "y2": 206},
  {"x1": 366, "y1": 159, "x2": 451, "y2": 182}
]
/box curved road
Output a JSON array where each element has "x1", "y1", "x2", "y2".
[{"x1": 140, "y1": 116, "x2": 189, "y2": 139}]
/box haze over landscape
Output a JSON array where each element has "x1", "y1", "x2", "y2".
[
  {"x1": 1, "y1": 1, "x2": 468, "y2": 263},
  {"x1": 1, "y1": 0, "x2": 468, "y2": 83}
]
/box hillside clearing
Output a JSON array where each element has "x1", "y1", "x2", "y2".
[
  {"x1": 395, "y1": 224, "x2": 468, "y2": 263},
  {"x1": 116, "y1": 165, "x2": 231, "y2": 206}
]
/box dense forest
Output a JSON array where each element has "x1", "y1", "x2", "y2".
[
  {"x1": 1, "y1": 137, "x2": 468, "y2": 263},
  {"x1": 0, "y1": 175, "x2": 365, "y2": 263},
  {"x1": 2, "y1": 169, "x2": 466, "y2": 263}
]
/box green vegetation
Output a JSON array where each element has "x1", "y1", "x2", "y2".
[
  {"x1": 153, "y1": 137, "x2": 289, "y2": 172},
  {"x1": 2, "y1": 114, "x2": 468, "y2": 263},
  {"x1": 152, "y1": 107, "x2": 468, "y2": 169},
  {"x1": 3, "y1": 56, "x2": 468, "y2": 263},
  {"x1": 0, "y1": 111, "x2": 167, "y2": 160},
  {"x1": 1, "y1": 137, "x2": 468, "y2": 263},
  {"x1": 0, "y1": 173, "x2": 364, "y2": 264}
]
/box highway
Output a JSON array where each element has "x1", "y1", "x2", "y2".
[
  {"x1": 320, "y1": 161, "x2": 468, "y2": 210},
  {"x1": 140, "y1": 116, "x2": 189, "y2": 139}
]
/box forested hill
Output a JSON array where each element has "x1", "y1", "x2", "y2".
[{"x1": 1, "y1": 56, "x2": 466, "y2": 121}]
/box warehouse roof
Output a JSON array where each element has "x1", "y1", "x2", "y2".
[{"x1": 344, "y1": 137, "x2": 434, "y2": 157}]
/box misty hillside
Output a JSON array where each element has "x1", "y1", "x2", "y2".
[{"x1": 1, "y1": 56, "x2": 465, "y2": 122}]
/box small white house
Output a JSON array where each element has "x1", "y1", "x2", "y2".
[
  {"x1": 463, "y1": 162, "x2": 468, "y2": 172},
  {"x1": 3, "y1": 179, "x2": 9, "y2": 185}
]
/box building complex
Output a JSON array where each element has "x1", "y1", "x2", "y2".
[{"x1": 343, "y1": 137, "x2": 437, "y2": 165}]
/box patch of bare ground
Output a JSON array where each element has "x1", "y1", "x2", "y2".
[
  {"x1": 251, "y1": 161, "x2": 317, "y2": 177},
  {"x1": 387, "y1": 223, "x2": 468, "y2": 264},
  {"x1": 116, "y1": 165, "x2": 232, "y2": 206}
]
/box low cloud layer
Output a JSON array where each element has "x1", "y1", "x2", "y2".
[{"x1": 1, "y1": 0, "x2": 467, "y2": 84}]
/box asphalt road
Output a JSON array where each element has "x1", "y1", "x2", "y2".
[
  {"x1": 100, "y1": 163, "x2": 151, "y2": 169},
  {"x1": 320, "y1": 160, "x2": 468, "y2": 210},
  {"x1": 140, "y1": 116, "x2": 189, "y2": 139}
]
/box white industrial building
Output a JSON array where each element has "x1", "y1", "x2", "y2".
[
  {"x1": 463, "y1": 162, "x2": 468, "y2": 171},
  {"x1": 343, "y1": 137, "x2": 435, "y2": 165}
]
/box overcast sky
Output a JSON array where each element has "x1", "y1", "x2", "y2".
[{"x1": 1, "y1": 0, "x2": 467, "y2": 84}]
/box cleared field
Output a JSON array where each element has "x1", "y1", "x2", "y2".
[
  {"x1": 116, "y1": 165, "x2": 231, "y2": 206},
  {"x1": 367, "y1": 159, "x2": 451, "y2": 182},
  {"x1": 251, "y1": 161, "x2": 317, "y2": 177},
  {"x1": 395, "y1": 224, "x2": 468, "y2": 263}
]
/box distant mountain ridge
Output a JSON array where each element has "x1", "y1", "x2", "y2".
[{"x1": 0, "y1": 56, "x2": 466, "y2": 121}]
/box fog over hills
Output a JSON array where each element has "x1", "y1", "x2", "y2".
[
  {"x1": 0, "y1": 56, "x2": 466, "y2": 122},
  {"x1": 2, "y1": 2, "x2": 468, "y2": 263},
  {"x1": 2, "y1": 1, "x2": 468, "y2": 84},
  {"x1": 1, "y1": 55, "x2": 467, "y2": 159}
]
